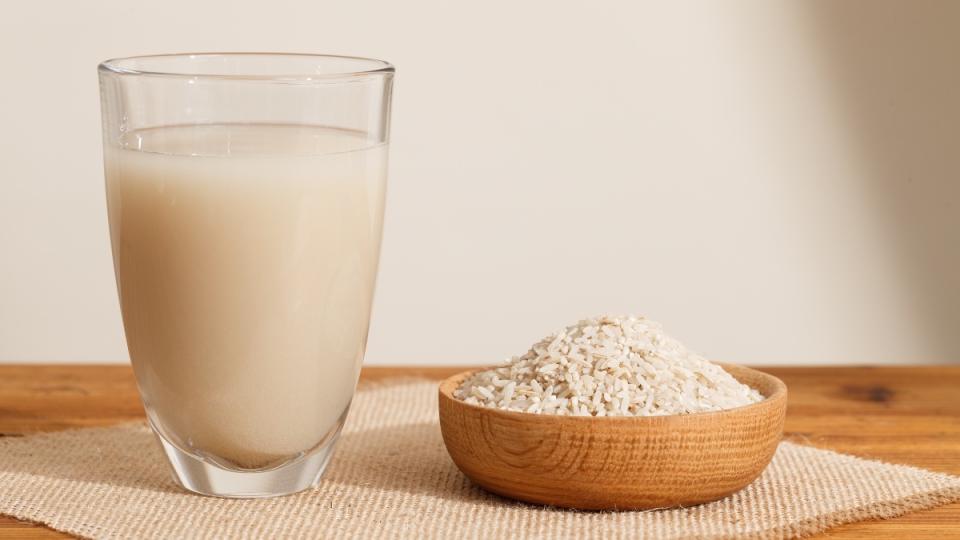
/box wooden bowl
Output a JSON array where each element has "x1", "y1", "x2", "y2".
[{"x1": 438, "y1": 363, "x2": 786, "y2": 510}]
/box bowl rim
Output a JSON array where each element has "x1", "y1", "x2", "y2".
[{"x1": 438, "y1": 362, "x2": 787, "y2": 424}]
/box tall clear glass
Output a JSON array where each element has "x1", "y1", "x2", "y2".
[{"x1": 98, "y1": 53, "x2": 393, "y2": 497}]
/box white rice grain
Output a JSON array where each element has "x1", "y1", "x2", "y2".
[{"x1": 456, "y1": 314, "x2": 763, "y2": 416}]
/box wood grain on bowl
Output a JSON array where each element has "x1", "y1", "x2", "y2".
[{"x1": 438, "y1": 364, "x2": 787, "y2": 510}]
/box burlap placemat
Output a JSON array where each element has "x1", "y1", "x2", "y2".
[{"x1": 1, "y1": 380, "x2": 958, "y2": 539}]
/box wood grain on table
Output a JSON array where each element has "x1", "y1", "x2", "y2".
[{"x1": 0, "y1": 365, "x2": 958, "y2": 538}]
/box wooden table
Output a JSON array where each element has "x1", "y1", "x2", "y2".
[{"x1": 1, "y1": 365, "x2": 958, "y2": 538}]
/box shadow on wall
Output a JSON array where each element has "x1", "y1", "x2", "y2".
[{"x1": 801, "y1": 0, "x2": 960, "y2": 362}]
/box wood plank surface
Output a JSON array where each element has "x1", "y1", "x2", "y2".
[{"x1": 0, "y1": 365, "x2": 958, "y2": 538}]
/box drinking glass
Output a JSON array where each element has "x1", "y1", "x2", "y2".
[{"x1": 98, "y1": 53, "x2": 393, "y2": 497}]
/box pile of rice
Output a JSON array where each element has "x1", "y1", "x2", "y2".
[{"x1": 455, "y1": 315, "x2": 763, "y2": 416}]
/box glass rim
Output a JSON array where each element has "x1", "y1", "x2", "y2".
[{"x1": 98, "y1": 52, "x2": 394, "y2": 83}]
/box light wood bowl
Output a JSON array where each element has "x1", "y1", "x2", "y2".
[{"x1": 438, "y1": 363, "x2": 786, "y2": 510}]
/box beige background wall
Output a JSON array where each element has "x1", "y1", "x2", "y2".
[{"x1": 1, "y1": 1, "x2": 957, "y2": 365}]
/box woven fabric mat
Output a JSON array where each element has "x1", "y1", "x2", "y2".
[{"x1": 1, "y1": 380, "x2": 958, "y2": 539}]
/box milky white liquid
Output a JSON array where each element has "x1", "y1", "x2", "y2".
[{"x1": 106, "y1": 124, "x2": 387, "y2": 468}]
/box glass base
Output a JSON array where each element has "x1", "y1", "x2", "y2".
[{"x1": 149, "y1": 412, "x2": 347, "y2": 498}]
